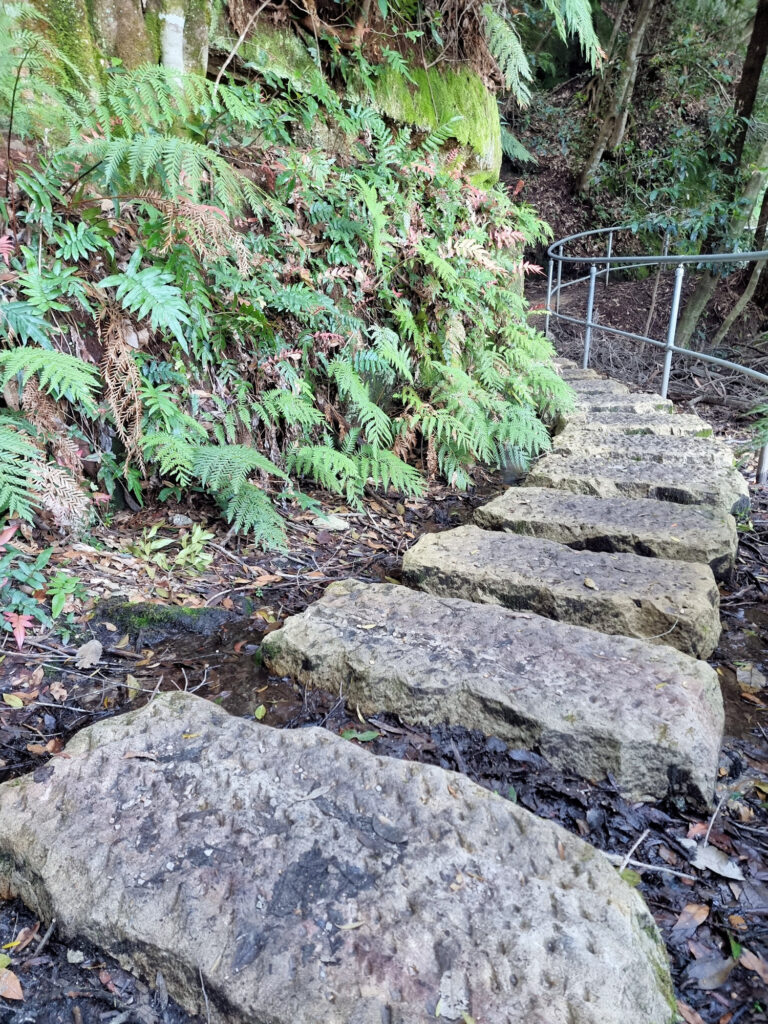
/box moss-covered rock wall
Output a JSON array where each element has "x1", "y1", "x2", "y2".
[{"x1": 370, "y1": 65, "x2": 502, "y2": 187}]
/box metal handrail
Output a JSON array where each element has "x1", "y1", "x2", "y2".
[{"x1": 544, "y1": 225, "x2": 768, "y2": 485}]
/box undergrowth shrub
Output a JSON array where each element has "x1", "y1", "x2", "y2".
[{"x1": 0, "y1": 4, "x2": 571, "y2": 547}]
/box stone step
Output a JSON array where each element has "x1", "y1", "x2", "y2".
[
  {"x1": 263, "y1": 581, "x2": 723, "y2": 805},
  {"x1": 526, "y1": 451, "x2": 750, "y2": 513},
  {"x1": 566, "y1": 409, "x2": 714, "y2": 437},
  {"x1": 0, "y1": 691, "x2": 679, "y2": 1024},
  {"x1": 474, "y1": 486, "x2": 737, "y2": 579},
  {"x1": 553, "y1": 424, "x2": 736, "y2": 469},
  {"x1": 567, "y1": 378, "x2": 630, "y2": 396},
  {"x1": 573, "y1": 393, "x2": 675, "y2": 415},
  {"x1": 558, "y1": 367, "x2": 602, "y2": 380},
  {"x1": 402, "y1": 523, "x2": 720, "y2": 658}
]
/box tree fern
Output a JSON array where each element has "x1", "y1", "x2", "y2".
[{"x1": 0, "y1": 348, "x2": 101, "y2": 415}]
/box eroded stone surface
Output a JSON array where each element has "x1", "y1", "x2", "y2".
[
  {"x1": 474, "y1": 486, "x2": 737, "y2": 579},
  {"x1": 263, "y1": 581, "x2": 722, "y2": 804},
  {"x1": 573, "y1": 393, "x2": 674, "y2": 414},
  {"x1": 564, "y1": 378, "x2": 630, "y2": 396},
  {"x1": 527, "y1": 452, "x2": 749, "y2": 513},
  {"x1": 0, "y1": 691, "x2": 679, "y2": 1024},
  {"x1": 565, "y1": 409, "x2": 714, "y2": 437},
  {"x1": 553, "y1": 424, "x2": 735, "y2": 469},
  {"x1": 402, "y1": 524, "x2": 721, "y2": 657}
]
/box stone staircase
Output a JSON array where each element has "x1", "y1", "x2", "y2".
[
  {"x1": 262, "y1": 359, "x2": 738, "y2": 807},
  {"x1": 0, "y1": 362, "x2": 743, "y2": 1024}
]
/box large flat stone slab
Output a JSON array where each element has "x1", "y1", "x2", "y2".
[
  {"x1": 0, "y1": 691, "x2": 679, "y2": 1024},
  {"x1": 565, "y1": 409, "x2": 714, "y2": 437},
  {"x1": 475, "y1": 486, "x2": 738, "y2": 579},
  {"x1": 573, "y1": 393, "x2": 674, "y2": 415},
  {"x1": 527, "y1": 451, "x2": 750, "y2": 513},
  {"x1": 263, "y1": 581, "x2": 723, "y2": 804},
  {"x1": 402, "y1": 524, "x2": 720, "y2": 657},
  {"x1": 553, "y1": 424, "x2": 736, "y2": 469}
]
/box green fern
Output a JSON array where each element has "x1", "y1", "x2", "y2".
[
  {"x1": 192, "y1": 444, "x2": 286, "y2": 492},
  {"x1": 0, "y1": 301, "x2": 52, "y2": 347},
  {"x1": 0, "y1": 348, "x2": 101, "y2": 415},
  {"x1": 483, "y1": 6, "x2": 534, "y2": 106},
  {"x1": 0, "y1": 422, "x2": 40, "y2": 521},
  {"x1": 224, "y1": 483, "x2": 286, "y2": 548},
  {"x1": 101, "y1": 251, "x2": 192, "y2": 348}
]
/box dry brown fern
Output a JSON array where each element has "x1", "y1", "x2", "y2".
[
  {"x1": 32, "y1": 462, "x2": 91, "y2": 533},
  {"x1": 98, "y1": 306, "x2": 144, "y2": 473}
]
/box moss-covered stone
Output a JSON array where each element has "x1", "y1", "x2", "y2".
[
  {"x1": 211, "y1": 18, "x2": 317, "y2": 87},
  {"x1": 91, "y1": 599, "x2": 242, "y2": 646},
  {"x1": 370, "y1": 65, "x2": 502, "y2": 186}
]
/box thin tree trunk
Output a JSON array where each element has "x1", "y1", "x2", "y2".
[
  {"x1": 578, "y1": 0, "x2": 655, "y2": 191},
  {"x1": 709, "y1": 186, "x2": 768, "y2": 349},
  {"x1": 733, "y1": 0, "x2": 768, "y2": 167},
  {"x1": 675, "y1": 1, "x2": 768, "y2": 347},
  {"x1": 676, "y1": 137, "x2": 768, "y2": 349}
]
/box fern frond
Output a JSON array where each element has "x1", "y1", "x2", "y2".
[
  {"x1": 100, "y1": 250, "x2": 191, "y2": 348},
  {"x1": 0, "y1": 423, "x2": 40, "y2": 521},
  {"x1": 192, "y1": 444, "x2": 286, "y2": 492},
  {"x1": 0, "y1": 348, "x2": 101, "y2": 414},
  {"x1": 483, "y1": 6, "x2": 533, "y2": 107},
  {"x1": 223, "y1": 483, "x2": 287, "y2": 548}
]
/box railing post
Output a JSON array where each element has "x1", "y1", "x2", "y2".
[
  {"x1": 757, "y1": 443, "x2": 768, "y2": 486},
  {"x1": 661, "y1": 264, "x2": 685, "y2": 399},
  {"x1": 555, "y1": 244, "x2": 563, "y2": 313},
  {"x1": 605, "y1": 230, "x2": 613, "y2": 289},
  {"x1": 545, "y1": 257, "x2": 554, "y2": 338},
  {"x1": 582, "y1": 264, "x2": 598, "y2": 369}
]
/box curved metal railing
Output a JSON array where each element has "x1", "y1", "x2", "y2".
[{"x1": 544, "y1": 226, "x2": 768, "y2": 484}]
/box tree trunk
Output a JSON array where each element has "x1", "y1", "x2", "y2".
[
  {"x1": 578, "y1": 0, "x2": 655, "y2": 191},
  {"x1": 675, "y1": 136, "x2": 768, "y2": 349},
  {"x1": 675, "y1": 0, "x2": 768, "y2": 348},
  {"x1": 709, "y1": 185, "x2": 768, "y2": 349},
  {"x1": 732, "y1": 0, "x2": 768, "y2": 167}
]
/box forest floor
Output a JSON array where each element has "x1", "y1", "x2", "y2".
[{"x1": 1, "y1": 286, "x2": 768, "y2": 1021}]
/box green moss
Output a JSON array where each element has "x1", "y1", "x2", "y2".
[
  {"x1": 144, "y1": 10, "x2": 163, "y2": 63},
  {"x1": 370, "y1": 65, "x2": 502, "y2": 185},
  {"x1": 223, "y1": 22, "x2": 317, "y2": 87},
  {"x1": 35, "y1": 0, "x2": 103, "y2": 81}
]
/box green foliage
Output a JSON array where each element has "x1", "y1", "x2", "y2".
[
  {"x1": 0, "y1": 8, "x2": 571, "y2": 548},
  {"x1": 0, "y1": 421, "x2": 40, "y2": 521},
  {"x1": 0, "y1": 539, "x2": 53, "y2": 634}
]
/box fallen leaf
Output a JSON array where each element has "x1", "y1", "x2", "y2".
[
  {"x1": 2, "y1": 612, "x2": 33, "y2": 650},
  {"x1": 4, "y1": 924, "x2": 38, "y2": 953},
  {"x1": 728, "y1": 914, "x2": 747, "y2": 931},
  {"x1": 103, "y1": 622, "x2": 117, "y2": 632},
  {"x1": 583, "y1": 577, "x2": 598, "y2": 590},
  {"x1": 125, "y1": 674, "x2": 141, "y2": 700},
  {"x1": 0, "y1": 968, "x2": 23, "y2": 1000},
  {"x1": 254, "y1": 704, "x2": 267, "y2": 720},
  {"x1": 49, "y1": 680, "x2": 68, "y2": 702},
  {"x1": 114, "y1": 634, "x2": 130, "y2": 649},
  {"x1": 740, "y1": 948, "x2": 768, "y2": 984},
  {"x1": 689, "y1": 844, "x2": 745, "y2": 880},
  {"x1": 123, "y1": 750, "x2": 158, "y2": 761},
  {"x1": 676, "y1": 1001, "x2": 705, "y2": 1024},
  {"x1": 684, "y1": 955, "x2": 736, "y2": 990},
  {"x1": 98, "y1": 969, "x2": 117, "y2": 994},
  {"x1": 672, "y1": 903, "x2": 709, "y2": 938},
  {"x1": 74, "y1": 639, "x2": 102, "y2": 669},
  {"x1": 251, "y1": 574, "x2": 282, "y2": 586},
  {"x1": 2, "y1": 693, "x2": 23, "y2": 709}
]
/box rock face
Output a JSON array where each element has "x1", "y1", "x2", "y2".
[
  {"x1": 402, "y1": 524, "x2": 721, "y2": 657},
  {"x1": 0, "y1": 692, "x2": 678, "y2": 1024},
  {"x1": 263, "y1": 581, "x2": 723, "y2": 804},
  {"x1": 474, "y1": 486, "x2": 738, "y2": 579},
  {"x1": 526, "y1": 451, "x2": 750, "y2": 513}
]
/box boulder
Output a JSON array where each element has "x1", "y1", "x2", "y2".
[
  {"x1": 0, "y1": 692, "x2": 679, "y2": 1024},
  {"x1": 263, "y1": 581, "x2": 723, "y2": 804},
  {"x1": 474, "y1": 486, "x2": 737, "y2": 579},
  {"x1": 402, "y1": 524, "x2": 721, "y2": 658}
]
